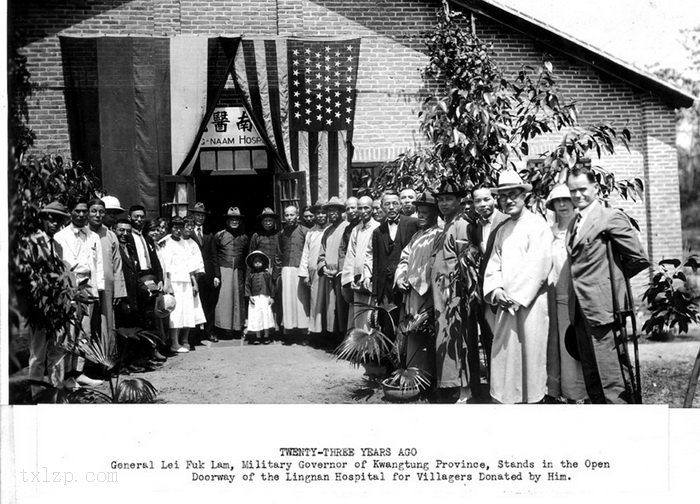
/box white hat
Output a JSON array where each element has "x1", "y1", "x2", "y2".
[
  {"x1": 492, "y1": 170, "x2": 533, "y2": 193},
  {"x1": 102, "y1": 195, "x2": 125, "y2": 213},
  {"x1": 545, "y1": 184, "x2": 573, "y2": 210}
]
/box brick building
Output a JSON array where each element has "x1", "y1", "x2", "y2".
[{"x1": 12, "y1": 0, "x2": 693, "y2": 265}]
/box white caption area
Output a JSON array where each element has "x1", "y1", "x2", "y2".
[{"x1": 7, "y1": 404, "x2": 674, "y2": 503}]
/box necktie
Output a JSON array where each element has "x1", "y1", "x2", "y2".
[
  {"x1": 197, "y1": 227, "x2": 203, "y2": 242},
  {"x1": 569, "y1": 214, "x2": 581, "y2": 247}
]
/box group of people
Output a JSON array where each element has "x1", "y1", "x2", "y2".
[{"x1": 27, "y1": 165, "x2": 649, "y2": 405}]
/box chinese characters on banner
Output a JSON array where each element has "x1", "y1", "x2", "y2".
[{"x1": 201, "y1": 107, "x2": 265, "y2": 148}]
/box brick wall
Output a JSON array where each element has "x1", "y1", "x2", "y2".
[{"x1": 13, "y1": 0, "x2": 682, "y2": 266}]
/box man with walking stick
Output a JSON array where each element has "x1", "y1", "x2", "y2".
[{"x1": 566, "y1": 166, "x2": 650, "y2": 404}]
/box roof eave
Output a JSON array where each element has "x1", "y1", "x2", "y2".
[{"x1": 454, "y1": 0, "x2": 695, "y2": 108}]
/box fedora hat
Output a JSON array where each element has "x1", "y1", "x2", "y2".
[
  {"x1": 154, "y1": 293, "x2": 176, "y2": 318},
  {"x1": 323, "y1": 196, "x2": 345, "y2": 210},
  {"x1": 433, "y1": 178, "x2": 467, "y2": 198},
  {"x1": 545, "y1": 184, "x2": 573, "y2": 211},
  {"x1": 39, "y1": 201, "x2": 70, "y2": 218},
  {"x1": 564, "y1": 324, "x2": 580, "y2": 361},
  {"x1": 414, "y1": 192, "x2": 437, "y2": 208},
  {"x1": 224, "y1": 207, "x2": 244, "y2": 218},
  {"x1": 257, "y1": 207, "x2": 279, "y2": 220},
  {"x1": 101, "y1": 195, "x2": 125, "y2": 213},
  {"x1": 246, "y1": 250, "x2": 270, "y2": 270},
  {"x1": 492, "y1": 170, "x2": 533, "y2": 193},
  {"x1": 189, "y1": 202, "x2": 210, "y2": 215}
]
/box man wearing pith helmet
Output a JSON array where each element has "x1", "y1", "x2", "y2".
[
  {"x1": 483, "y1": 170, "x2": 553, "y2": 404},
  {"x1": 213, "y1": 207, "x2": 249, "y2": 337}
]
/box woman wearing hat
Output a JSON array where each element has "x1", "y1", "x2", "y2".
[
  {"x1": 214, "y1": 207, "x2": 250, "y2": 336},
  {"x1": 545, "y1": 184, "x2": 588, "y2": 403},
  {"x1": 245, "y1": 250, "x2": 277, "y2": 343}
]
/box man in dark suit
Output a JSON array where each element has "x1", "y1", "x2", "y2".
[
  {"x1": 566, "y1": 166, "x2": 650, "y2": 404},
  {"x1": 367, "y1": 190, "x2": 419, "y2": 329},
  {"x1": 469, "y1": 185, "x2": 509, "y2": 383},
  {"x1": 128, "y1": 204, "x2": 163, "y2": 286},
  {"x1": 189, "y1": 202, "x2": 220, "y2": 343}
]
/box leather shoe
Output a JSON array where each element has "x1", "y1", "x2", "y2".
[
  {"x1": 152, "y1": 350, "x2": 167, "y2": 362},
  {"x1": 208, "y1": 334, "x2": 219, "y2": 343}
]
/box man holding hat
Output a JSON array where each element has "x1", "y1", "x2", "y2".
[
  {"x1": 317, "y1": 197, "x2": 350, "y2": 339},
  {"x1": 299, "y1": 200, "x2": 329, "y2": 336},
  {"x1": 26, "y1": 201, "x2": 69, "y2": 399},
  {"x1": 189, "y1": 202, "x2": 220, "y2": 343},
  {"x1": 394, "y1": 192, "x2": 441, "y2": 379},
  {"x1": 431, "y1": 179, "x2": 472, "y2": 403},
  {"x1": 214, "y1": 207, "x2": 249, "y2": 336},
  {"x1": 566, "y1": 166, "x2": 649, "y2": 404},
  {"x1": 483, "y1": 170, "x2": 553, "y2": 404}
]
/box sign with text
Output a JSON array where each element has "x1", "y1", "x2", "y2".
[{"x1": 200, "y1": 107, "x2": 264, "y2": 148}]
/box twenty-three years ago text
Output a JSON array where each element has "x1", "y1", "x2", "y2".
[{"x1": 107, "y1": 446, "x2": 611, "y2": 486}]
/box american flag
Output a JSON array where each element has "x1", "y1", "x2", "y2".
[{"x1": 234, "y1": 38, "x2": 360, "y2": 201}]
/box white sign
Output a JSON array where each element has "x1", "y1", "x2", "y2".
[{"x1": 200, "y1": 107, "x2": 265, "y2": 148}]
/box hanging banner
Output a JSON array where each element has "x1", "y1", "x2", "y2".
[{"x1": 200, "y1": 106, "x2": 265, "y2": 148}]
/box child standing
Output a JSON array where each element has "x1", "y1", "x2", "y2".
[{"x1": 245, "y1": 250, "x2": 276, "y2": 343}]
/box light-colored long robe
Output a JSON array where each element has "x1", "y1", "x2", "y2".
[
  {"x1": 318, "y1": 221, "x2": 349, "y2": 333},
  {"x1": 395, "y1": 225, "x2": 441, "y2": 376},
  {"x1": 342, "y1": 219, "x2": 379, "y2": 330},
  {"x1": 94, "y1": 225, "x2": 126, "y2": 343},
  {"x1": 298, "y1": 224, "x2": 328, "y2": 333},
  {"x1": 483, "y1": 209, "x2": 553, "y2": 404}
]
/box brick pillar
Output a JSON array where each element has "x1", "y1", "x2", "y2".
[
  {"x1": 641, "y1": 94, "x2": 683, "y2": 264},
  {"x1": 277, "y1": 0, "x2": 304, "y2": 36}
]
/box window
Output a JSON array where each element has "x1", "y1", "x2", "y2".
[{"x1": 199, "y1": 148, "x2": 268, "y2": 174}]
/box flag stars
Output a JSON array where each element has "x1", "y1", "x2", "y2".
[
  {"x1": 293, "y1": 101, "x2": 300, "y2": 108},
  {"x1": 326, "y1": 107, "x2": 332, "y2": 113},
  {"x1": 293, "y1": 80, "x2": 300, "y2": 86},
  {"x1": 305, "y1": 118, "x2": 311, "y2": 125},
  {"x1": 293, "y1": 91, "x2": 300, "y2": 97},
  {"x1": 326, "y1": 119, "x2": 332, "y2": 125},
  {"x1": 316, "y1": 114, "x2": 322, "y2": 121},
  {"x1": 315, "y1": 62, "x2": 322, "y2": 69},
  {"x1": 293, "y1": 69, "x2": 299, "y2": 76},
  {"x1": 325, "y1": 96, "x2": 331, "y2": 103},
  {"x1": 305, "y1": 97, "x2": 311, "y2": 104},
  {"x1": 305, "y1": 48, "x2": 311, "y2": 54},
  {"x1": 324, "y1": 75, "x2": 330, "y2": 82},
  {"x1": 316, "y1": 104, "x2": 323, "y2": 111},
  {"x1": 347, "y1": 45, "x2": 353, "y2": 51},
  {"x1": 325, "y1": 86, "x2": 331, "y2": 92},
  {"x1": 346, "y1": 107, "x2": 352, "y2": 114},
  {"x1": 316, "y1": 92, "x2": 322, "y2": 99},
  {"x1": 345, "y1": 76, "x2": 352, "y2": 82},
  {"x1": 334, "y1": 91, "x2": 340, "y2": 97},
  {"x1": 315, "y1": 83, "x2": 322, "y2": 90},
  {"x1": 315, "y1": 52, "x2": 321, "y2": 58},
  {"x1": 325, "y1": 46, "x2": 331, "y2": 52},
  {"x1": 347, "y1": 55, "x2": 354, "y2": 61},
  {"x1": 293, "y1": 59, "x2": 299, "y2": 66},
  {"x1": 294, "y1": 112, "x2": 301, "y2": 119},
  {"x1": 335, "y1": 111, "x2": 341, "y2": 118},
  {"x1": 305, "y1": 58, "x2": 311, "y2": 65},
  {"x1": 293, "y1": 49, "x2": 299, "y2": 56}
]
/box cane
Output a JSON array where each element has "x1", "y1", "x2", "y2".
[{"x1": 605, "y1": 238, "x2": 642, "y2": 404}]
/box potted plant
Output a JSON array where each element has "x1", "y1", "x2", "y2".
[
  {"x1": 642, "y1": 253, "x2": 700, "y2": 341},
  {"x1": 335, "y1": 302, "x2": 396, "y2": 380},
  {"x1": 381, "y1": 308, "x2": 433, "y2": 402}
]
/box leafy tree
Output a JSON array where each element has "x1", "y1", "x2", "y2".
[
  {"x1": 374, "y1": 1, "x2": 641, "y2": 211},
  {"x1": 8, "y1": 29, "x2": 36, "y2": 159}
]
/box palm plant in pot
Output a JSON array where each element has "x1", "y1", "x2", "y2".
[
  {"x1": 381, "y1": 308, "x2": 433, "y2": 402},
  {"x1": 335, "y1": 302, "x2": 396, "y2": 380}
]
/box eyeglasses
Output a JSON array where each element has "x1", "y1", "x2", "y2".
[{"x1": 497, "y1": 191, "x2": 524, "y2": 202}]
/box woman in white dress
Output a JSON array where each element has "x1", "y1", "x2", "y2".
[{"x1": 160, "y1": 217, "x2": 206, "y2": 353}]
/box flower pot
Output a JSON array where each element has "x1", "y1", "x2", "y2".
[{"x1": 381, "y1": 378, "x2": 422, "y2": 403}]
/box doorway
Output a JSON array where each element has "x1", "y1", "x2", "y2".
[{"x1": 195, "y1": 172, "x2": 275, "y2": 235}]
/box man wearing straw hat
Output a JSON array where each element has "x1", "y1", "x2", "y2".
[
  {"x1": 318, "y1": 197, "x2": 350, "y2": 340},
  {"x1": 26, "y1": 202, "x2": 69, "y2": 399},
  {"x1": 483, "y1": 170, "x2": 553, "y2": 404}
]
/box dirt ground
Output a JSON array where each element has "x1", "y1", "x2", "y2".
[{"x1": 130, "y1": 336, "x2": 700, "y2": 406}]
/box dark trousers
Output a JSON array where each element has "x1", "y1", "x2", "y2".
[
  {"x1": 198, "y1": 275, "x2": 219, "y2": 337},
  {"x1": 574, "y1": 303, "x2": 629, "y2": 404}
]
